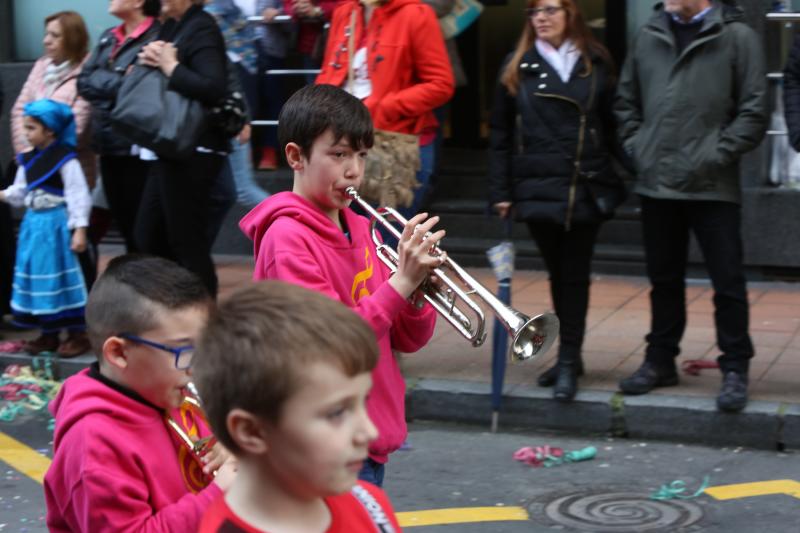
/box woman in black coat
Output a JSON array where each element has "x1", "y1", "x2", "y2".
[
  {"x1": 488, "y1": 0, "x2": 625, "y2": 401},
  {"x1": 78, "y1": 0, "x2": 162, "y2": 253},
  {"x1": 136, "y1": 0, "x2": 229, "y2": 296}
]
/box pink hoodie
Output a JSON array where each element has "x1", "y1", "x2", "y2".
[
  {"x1": 44, "y1": 367, "x2": 222, "y2": 532},
  {"x1": 240, "y1": 192, "x2": 437, "y2": 463}
]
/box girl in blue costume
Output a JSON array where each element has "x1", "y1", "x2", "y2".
[{"x1": 0, "y1": 99, "x2": 92, "y2": 357}]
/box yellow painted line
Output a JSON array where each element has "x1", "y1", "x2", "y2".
[
  {"x1": 2, "y1": 428, "x2": 799, "y2": 524},
  {"x1": 0, "y1": 432, "x2": 51, "y2": 484},
  {"x1": 705, "y1": 480, "x2": 800, "y2": 501},
  {"x1": 397, "y1": 506, "x2": 529, "y2": 527}
]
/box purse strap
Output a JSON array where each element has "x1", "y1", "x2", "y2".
[{"x1": 347, "y1": 9, "x2": 357, "y2": 93}]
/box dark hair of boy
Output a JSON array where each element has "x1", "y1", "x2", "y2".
[
  {"x1": 277, "y1": 83, "x2": 375, "y2": 160},
  {"x1": 143, "y1": 0, "x2": 162, "y2": 17},
  {"x1": 193, "y1": 281, "x2": 379, "y2": 455},
  {"x1": 85, "y1": 255, "x2": 212, "y2": 357}
]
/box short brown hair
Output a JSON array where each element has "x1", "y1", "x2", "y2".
[
  {"x1": 45, "y1": 11, "x2": 89, "y2": 65},
  {"x1": 86, "y1": 255, "x2": 212, "y2": 358},
  {"x1": 193, "y1": 281, "x2": 379, "y2": 454}
]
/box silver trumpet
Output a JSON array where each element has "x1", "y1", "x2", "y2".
[{"x1": 346, "y1": 187, "x2": 559, "y2": 362}]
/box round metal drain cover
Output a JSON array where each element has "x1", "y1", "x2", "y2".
[{"x1": 533, "y1": 489, "x2": 704, "y2": 532}]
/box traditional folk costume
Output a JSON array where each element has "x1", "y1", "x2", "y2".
[{"x1": 2, "y1": 100, "x2": 91, "y2": 333}]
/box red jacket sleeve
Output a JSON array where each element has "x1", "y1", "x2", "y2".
[{"x1": 371, "y1": 5, "x2": 454, "y2": 124}]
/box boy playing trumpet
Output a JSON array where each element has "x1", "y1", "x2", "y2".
[{"x1": 240, "y1": 84, "x2": 442, "y2": 486}]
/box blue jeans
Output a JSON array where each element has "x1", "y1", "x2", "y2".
[
  {"x1": 207, "y1": 158, "x2": 237, "y2": 245},
  {"x1": 357, "y1": 458, "x2": 385, "y2": 487},
  {"x1": 398, "y1": 141, "x2": 436, "y2": 220},
  {"x1": 229, "y1": 139, "x2": 269, "y2": 208}
]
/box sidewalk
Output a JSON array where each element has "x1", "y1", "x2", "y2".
[{"x1": 2, "y1": 256, "x2": 799, "y2": 449}]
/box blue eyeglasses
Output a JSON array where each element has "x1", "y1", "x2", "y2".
[{"x1": 118, "y1": 333, "x2": 195, "y2": 370}]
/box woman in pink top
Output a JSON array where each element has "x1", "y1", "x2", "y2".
[{"x1": 10, "y1": 11, "x2": 95, "y2": 187}]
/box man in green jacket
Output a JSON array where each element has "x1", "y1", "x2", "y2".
[{"x1": 614, "y1": 0, "x2": 767, "y2": 412}]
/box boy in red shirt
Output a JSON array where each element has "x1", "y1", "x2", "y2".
[
  {"x1": 195, "y1": 281, "x2": 403, "y2": 532},
  {"x1": 240, "y1": 84, "x2": 442, "y2": 486}
]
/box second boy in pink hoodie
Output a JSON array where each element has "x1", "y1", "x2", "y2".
[{"x1": 241, "y1": 84, "x2": 441, "y2": 486}]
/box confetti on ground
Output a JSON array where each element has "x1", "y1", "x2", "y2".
[
  {"x1": 651, "y1": 476, "x2": 710, "y2": 500},
  {"x1": 0, "y1": 359, "x2": 62, "y2": 423}
]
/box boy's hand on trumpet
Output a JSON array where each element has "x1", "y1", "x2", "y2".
[
  {"x1": 389, "y1": 212, "x2": 447, "y2": 300},
  {"x1": 203, "y1": 442, "x2": 238, "y2": 491}
]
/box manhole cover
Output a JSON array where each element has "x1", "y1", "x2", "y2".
[{"x1": 531, "y1": 489, "x2": 704, "y2": 532}]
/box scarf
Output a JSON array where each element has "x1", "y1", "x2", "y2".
[{"x1": 535, "y1": 38, "x2": 580, "y2": 84}]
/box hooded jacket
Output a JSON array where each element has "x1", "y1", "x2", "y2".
[
  {"x1": 240, "y1": 192, "x2": 437, "y2": 463},
  {"x1": 614, "y1": 1, "x2": 767, "y2": 203},
  {"x1": 315, "y1": 0, "x2": 454, "y2": 136},
  {"x1": 44, "y1": 367, "x2": 221, "y2": 533}
]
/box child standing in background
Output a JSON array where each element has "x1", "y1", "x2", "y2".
[{"x1": 0, "y1": 99, "x2": 92, "y2": 357}]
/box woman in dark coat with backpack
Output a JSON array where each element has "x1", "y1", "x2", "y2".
[
  {"x1": 135, "y1": 0, "x2": 229, "y2": 296},
  {"x1": 488, "y1": 0, "x2": 626, "y2": 402}
]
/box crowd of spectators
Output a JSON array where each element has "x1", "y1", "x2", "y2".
[{"x1": 0, "y1": 0, "x2": 790, "y2": 413}]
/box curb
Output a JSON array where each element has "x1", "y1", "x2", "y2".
[{"x1": 406, "y1": 378, "x2": 800, "y2": 451}]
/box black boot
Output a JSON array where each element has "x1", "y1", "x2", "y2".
[
  {"x1": 537, "y1": 359, "x2": 584, "y2": 387},
  {"x1": 553, "y1": 363, "x2": 579, "y2": 402}
]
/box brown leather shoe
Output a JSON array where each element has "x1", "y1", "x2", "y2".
[
  {"x1": 24, "y1": 333, "x2": 61, "y2": 355},
  {"x1": 57, "y1": 331, "x2": 91, "y2": 358}
]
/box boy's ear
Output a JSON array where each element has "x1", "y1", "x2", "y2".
[
  {"x1": 102, "y1": 336, "x2": 130, "y2": 370},
  {"x1": 227, "y1": 408, "x2": 270, "y2": 455},
  {"x1": 285, "y1": 142, "x2": 304, "y2": 171}
]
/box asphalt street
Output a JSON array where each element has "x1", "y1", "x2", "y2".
[
  {"x1": 385, "y1": 421, "x2": 800, "y2": 532},
  {"x1": 2, "y1": 414, "x2": 800, "y2": 532}
]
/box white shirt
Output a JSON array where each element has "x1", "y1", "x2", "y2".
[
  {"x1": 3, "y1": 159, "x2": 92, "y2": 229},
  {"x1": 535, "y1": 38, "x2": 580, "y2": 84},
  {"x1": 346, "y1": 47, "x2": 373, "y2": 99}
]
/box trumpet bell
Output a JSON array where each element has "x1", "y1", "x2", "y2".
[{"x1": 511, "y1": 313, "x2": 560, "y2": 362}]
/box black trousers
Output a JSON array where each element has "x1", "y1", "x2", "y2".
[
  {"x1": 640, "y1": 196, "x2": 754, "y2": 374},
  {"x1": 100, "y1": 155, "x2": 150, "y2": 253},
  {"x1": 527, "y1": 221, "x2": 600, "y2": 363},
  {"x1": 134, "y1": 153, "x2": 224, "y2": 296}
]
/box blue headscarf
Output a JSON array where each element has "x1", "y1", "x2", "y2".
[{"x1": 23, "y1": 99, "x2": 77, "y2": 149}]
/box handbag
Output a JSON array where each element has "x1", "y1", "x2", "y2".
[
  {"x1": 439, "y1": 0, "x2": 484, "y2": 40},
  {"x1": 110, "y1": 65, "x2": 208, "y2": 159},
  {"x1": 348, "y1": 10, "x2": 420, "y2": 208},
  {"x1": 209, "y1": 58, "x2": 249, "y2": 139}
]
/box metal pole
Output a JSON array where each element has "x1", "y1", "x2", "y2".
[
  {"x1": 767, "y1": 13, "x2": 800, "y2": 22},
  {"x1": 265, "y1": 69, "x2": 322, "y2": 76}
]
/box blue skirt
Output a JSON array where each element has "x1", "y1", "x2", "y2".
[{"x1": 10, "y1": 206, "x2": 87, "y2": 331}]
